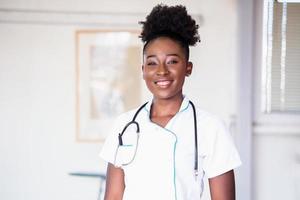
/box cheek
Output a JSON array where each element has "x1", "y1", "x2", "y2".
[
  {"x1": 142, "y1": 68, "x2": 154, "y2": 79},
  {"x1": 142, "y1": 71, "x2": 151, "y2": 85},
  {"x1": 171, "y1": 68, "x2": 186, "y2": 79},
  {"x1": 142, "y1": 69, "x2": 147, "y2": 80},
  {"x1": 143, "y1": 75, "x2": 153, "y2": 86}
]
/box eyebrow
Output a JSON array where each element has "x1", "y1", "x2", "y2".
[{"x1": 146, "y1": 53, "x2": 180, "y2": 59}]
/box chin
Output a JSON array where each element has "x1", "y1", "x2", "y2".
[{"x1": 153, "y1": 92, "x2": 183, "y2": 100}]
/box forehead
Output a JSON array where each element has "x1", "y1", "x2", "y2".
[{"x1": 143, "y1": 37, "x2": 186, "y2": 56}]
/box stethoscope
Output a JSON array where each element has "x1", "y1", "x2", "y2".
[{"x1": 117, "y1": 100, "x2": 199, "y2": 178}]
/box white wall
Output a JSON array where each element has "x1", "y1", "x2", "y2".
[
  {"x1": 0, "y1": 0, "x2": 202, "y2": 14},
  {"x1": 0, "y1": 23, "x2": 104, "y2": 200},
  {"x1": 253, "y1": 134, "x2": 300, "y2": 200},
  {"x1": 0, "y1": 1, "x2": 246, "y2": 200}
]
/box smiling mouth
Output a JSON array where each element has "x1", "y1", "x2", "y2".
[{"x1": 155, "y1": 80, "x2": 172, "y2": 87}]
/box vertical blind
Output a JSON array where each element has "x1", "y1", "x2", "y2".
[{"x1": 263, "y1": 1, "x2": 300, "y2": 113}]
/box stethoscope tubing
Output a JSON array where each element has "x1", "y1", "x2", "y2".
[
  {"x1": 189, "y1": 100, "x2": 199, "y2": 176},
  {"x1": 117, "y1": 100, "x2": 198, "y2": 176}
]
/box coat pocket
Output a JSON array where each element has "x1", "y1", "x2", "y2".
[{"x1": 115, "y1": 144, "x2": 136, "y2": 167}]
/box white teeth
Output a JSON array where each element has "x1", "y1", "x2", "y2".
[{"x1": 156, "y1": 80, "x2": 171, "y2": 86}]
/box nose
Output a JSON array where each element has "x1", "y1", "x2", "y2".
[{"x1": 156, "y1": 63, "x2": 169, "y2": 76}]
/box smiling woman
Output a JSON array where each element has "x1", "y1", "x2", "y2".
[
  {"x1": 99, "y1": 4, "x2": 241, "y2": 200},
  {"x1": 142, "y1": 37, "x2": 193, "y2": 105}
]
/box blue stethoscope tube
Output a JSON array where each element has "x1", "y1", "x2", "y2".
[{"x1": 118, "y1": 100, "x2": 198, "y2": 177}]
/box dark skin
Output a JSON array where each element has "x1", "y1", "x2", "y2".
[
  {"x1": 104, "y1": 163, "x2": 124, "y2": 200},
  {"x1": 104, "y1": 37, "x2": 236, "y2": 200},
  {"x1": 209, "y1": 170, "x2": 236, "y2": 200}
]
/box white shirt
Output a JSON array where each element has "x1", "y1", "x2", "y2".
[{"x1": 100, "y1": 96, "x2": 241, "y2": 200}]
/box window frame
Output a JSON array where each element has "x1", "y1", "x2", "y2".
[{"x1": 253, "y1": 0, "x2": 300, "y2": 135}]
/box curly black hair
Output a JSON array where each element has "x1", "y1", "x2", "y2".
[{"x1": 139, "y1": 4, "x2": 200, "y2": 59}]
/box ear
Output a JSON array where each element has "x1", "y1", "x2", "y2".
[
  {"x1": 142, "y1": 65, "x2": 145, "y2": 80},
  {"x1": 186, "y1": 61, "x2": 193, "y2": 77}
]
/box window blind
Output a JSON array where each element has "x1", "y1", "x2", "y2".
[{"x1": 264, "y1": 1, "x2": 300, "y2": 113}]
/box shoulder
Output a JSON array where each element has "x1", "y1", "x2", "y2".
[
  {"x1": 184, "y1": 98, "x2": 226, "y2": 131},
  {"x1": 104, "y1": 103, "x2": 149, "y2": 139},
  {"x1": 189, "y1": 105, "x2": 231, "y2": 146},
  {"x1": 115, "y1": 102, "x2": 149, "y2": 124},
  {"x1": 194, "y1": 106, "x2": 226, "y2": 129}
]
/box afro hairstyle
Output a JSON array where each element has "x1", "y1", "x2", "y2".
[{"x1": 139, "y1": 4, "x2": 200, "y2": 46}]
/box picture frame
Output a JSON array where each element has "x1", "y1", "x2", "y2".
[{"x1": 75, "y1": 30, "x2": 142, "y2": 142}]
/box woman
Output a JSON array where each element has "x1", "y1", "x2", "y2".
[{"x1": 100, "y1": 4, "x2": 241, "y2": 200}]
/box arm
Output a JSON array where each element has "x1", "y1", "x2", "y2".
[
  {"x1": 208, "y1": 170, "x2": 236, "y2": 200},
  {"x1": 104, "y1": 163, "x2": 125, "y2": 200}
]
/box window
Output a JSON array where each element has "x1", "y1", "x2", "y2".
[{"x1": 262, "y1": 0, "x2": 300, "y2": 113}]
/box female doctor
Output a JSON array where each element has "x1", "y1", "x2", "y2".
[{"x1": 100, "y1": 4, "x2": 241, "y2": 200}]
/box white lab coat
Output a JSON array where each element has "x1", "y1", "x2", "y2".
[{"x1": 100, "y1": 96, "x2": 241, "y2": 200}]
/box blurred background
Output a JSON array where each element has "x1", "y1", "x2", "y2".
[{"x1": 0, "y1": 0, "x2": 299, "y2": 200}]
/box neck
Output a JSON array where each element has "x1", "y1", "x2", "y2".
[{"x1": 151, "y1": 95, "x2": 184, "y2": 118}]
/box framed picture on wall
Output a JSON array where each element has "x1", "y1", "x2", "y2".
[{"x1": 75, "y1": 30, "x2": 142, "y2": 142}]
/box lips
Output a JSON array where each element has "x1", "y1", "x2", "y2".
[{"x1": 155, "y1": 80, "x2": 172, "y2": 87}]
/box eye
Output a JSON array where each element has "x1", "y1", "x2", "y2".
[
  {"x1": 167, "y1": 59, "x2": 178, "y2": 65},
  {"x1": 146, "y1": 61, "x2": 157, "y2": 66}
]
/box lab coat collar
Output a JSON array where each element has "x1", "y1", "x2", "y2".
[{"x1": 144, "y1": 95, "x2": 190, "y2": 113}]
